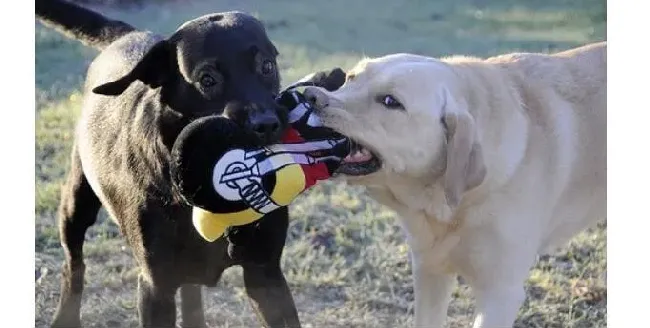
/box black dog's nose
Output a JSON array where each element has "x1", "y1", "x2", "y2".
[{"x1": 247, "y1": 110, "x2": 282, "y2": 142}]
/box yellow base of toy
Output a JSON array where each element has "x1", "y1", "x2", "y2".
[{"x1": 192, "y1": 164, "x2": 306, "y2": 242}]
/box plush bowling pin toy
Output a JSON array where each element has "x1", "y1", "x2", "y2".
[{"x1": 170, "y1": 83, "x2": 350, "y2": 242}]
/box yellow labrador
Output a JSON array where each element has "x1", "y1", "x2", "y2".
[{"x1": 304, "y1": 41, "x2": 606, "y2": 328}]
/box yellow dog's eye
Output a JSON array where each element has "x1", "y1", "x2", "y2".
[{"x1": 379, "y1": 95, "x2": 404, "y2": 110}]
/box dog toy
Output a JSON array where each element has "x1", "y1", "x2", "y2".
[{"x1": 171, "y1": 86, "x2": 350, "y2": 242}]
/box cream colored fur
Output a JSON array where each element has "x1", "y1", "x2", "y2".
[{"x1": 304, "y1": 41, "x2": 606, "y2": 328}]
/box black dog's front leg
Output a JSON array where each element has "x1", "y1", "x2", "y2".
[
  {"x1": 180, "y1": 284, "x2": 208, "y2": 328},
  {"x1": 137, "y1": 273, "x2": 177, "y2": 328},
  {"x1": 226, "y1": 207, "x2": 300, "y2": 327},
  {"x1": 243, "y1": 263, "x2": 300, "y2": 328}
]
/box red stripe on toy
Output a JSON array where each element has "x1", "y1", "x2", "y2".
[
  {"x1": 301, "y1": 162, "x2": 331, "y2": 188},
  {"x1": 281, "y1": 127, "x2": 331, "y2": 189},
  {"x1": 281, "y1": 128, "x2": 303, "y2": 143}
]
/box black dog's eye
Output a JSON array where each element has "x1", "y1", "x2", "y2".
[
  {"x1": 379, "y1": 95, "x2": 404, "y2": 110},
  {"x1": 200, "y1": 74, "x2": 217, "y2": 88},
  {"x1": 261, "y1": 60, "x2": 275, "y2": 76}
]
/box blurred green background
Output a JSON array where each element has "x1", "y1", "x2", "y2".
[{"x1": 35, "y1": 0, "x2": 606, "y2": 327}]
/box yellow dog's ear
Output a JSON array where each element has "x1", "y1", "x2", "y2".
[{"x1": 441, "y1": 89, "x2": 486, "y2": 209}]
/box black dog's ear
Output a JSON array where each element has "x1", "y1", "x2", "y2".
[{"x1": 93, "y1": 40, "x2": 173, "y2": 96}]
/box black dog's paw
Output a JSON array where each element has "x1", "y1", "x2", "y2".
[
  {"x1": 226, "y1": 242, "x2": 243, "y2": 261},
  {"x1": 224, "y1": 224, "x2": 273, "y2": 263},
  {"x1": 224, "y1": 225, "x2": 254, "y2": 261},
  {"x1": 309, "y1": 68, "x2": 346, "y2": 91}
]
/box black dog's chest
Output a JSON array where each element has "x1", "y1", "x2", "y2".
[
  {"x1": 160, "y1": 208, "x2": 288, "y2": 286},
  {"x1": 80, "y1": 101, "x2": 244, "y2": 286},
  {"x1": 172, "y1": 227, "x2": 234, "y2": 286}
]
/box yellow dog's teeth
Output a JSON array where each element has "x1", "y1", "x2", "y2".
[{"x1": 344, "y1": 148, "x2": 373, "y2": 163}]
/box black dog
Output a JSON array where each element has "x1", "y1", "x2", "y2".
[{"x1": 36, "y1": 0, "x2": 343, "y2": 327}]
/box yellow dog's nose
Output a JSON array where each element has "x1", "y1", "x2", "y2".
[{"x1": 303, "y1": 86, "x2": 330, "y2": 110}]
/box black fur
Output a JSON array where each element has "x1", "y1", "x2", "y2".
[
  {"x1": 35, "y1": 0, "x2": 136, "y2": 50},
  {"x1": 36, "y1": 1, "x2": 303, "y2": 327}
]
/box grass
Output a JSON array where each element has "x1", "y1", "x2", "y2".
[{"x1": 35, "y1": 0, "x2": 606, "y2": 327}]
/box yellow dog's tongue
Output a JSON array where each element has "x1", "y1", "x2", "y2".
[
  {"x1": 192, "y1": 164, "x2": 306, "y2": 242},
  {"x1": 344, "y1": 147, "x2": 373, "y2": 163}
]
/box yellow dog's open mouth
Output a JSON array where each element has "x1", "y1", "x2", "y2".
[{"x1": 336, "y1": 139, "x2": 382, "y2": 176}]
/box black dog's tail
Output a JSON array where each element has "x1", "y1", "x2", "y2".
[{"x1": 36, "y1": 0, "x2": 137, "y2": 50}]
